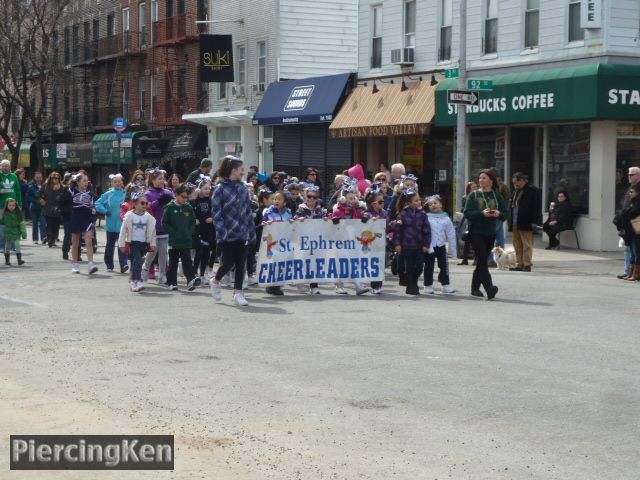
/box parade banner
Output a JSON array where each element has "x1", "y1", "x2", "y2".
[{"x1": 257, "y1": 219, "x2": 386, "y2": 286}]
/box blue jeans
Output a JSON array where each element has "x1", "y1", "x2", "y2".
[
  {"x1": 129, "y1": 241, "x2": 148, "y2": 281},
  {"x1": 624, "y1": 245, "x2": 631, "y2": 275},
  {"x1": 105, "y1": 231, "x2": 128, "y2": 270},
  {"x1": 30, "y1": 207, "x2": 47, "y2": 241}
]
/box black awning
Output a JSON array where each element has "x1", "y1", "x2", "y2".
[{"x1": 165, "y1": 125, "x2": 207, "y2": 153}]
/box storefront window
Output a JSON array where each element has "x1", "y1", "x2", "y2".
[
  {"x1": 470, "y1": 128, "x2": 505, "y2": 180},
  {"x1": 615, "y1": 124, "x2": 640, "y2": 211},
  {"x1": 547, "y1": 124, "x2": 590, "y2": 214},
  {"x1": 216, "y1": 126, "x2": 241, "y2": 159}
]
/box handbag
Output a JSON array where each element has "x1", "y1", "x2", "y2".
[{"x1": 631, "y1": 216, "x2": 640, "y2": 235}]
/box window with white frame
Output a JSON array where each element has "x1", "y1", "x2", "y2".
[
  {"x1": 150, "y1": 75, "x2": 157, "y2": 119},
  {"x1": 122, "y1": 8, "x2": 129, "y2": 32},
  {"x1": 139, "y1": 2, "x2": 147, "y2": 47},
  {"x1": 151, "y1": 0, "x2": 158, "y2": 43},
  {"x1": 404, "y1": 0, "x2": 416, "y2": 48},
  {"x1": 139, "y1": 76, "x2": 147, "y2": 119},
  {"x1": 371, "y1": 5, "x2": 382, "y2": 69},
  {"x1": 236, "y1": 44, "x2": 246, "y2": 95},
  {"x1": 568, "y1": 0, "x2": 584, "y2": 42},
  {"x1": 484, "y1": 0, "x2": 498, "y2": 54},
  {"x1": 439, "y1": 0, "x2": 452, "y2": 61},
  {"x1": 257, "y1": 41, "x2": 267, "y2": 89},
  {"x1": 219, "y1": 82, "x2": 227, "y2": 100},
  {"x1": 524, "y1": 0, "x2": 539, "y2": 48}
]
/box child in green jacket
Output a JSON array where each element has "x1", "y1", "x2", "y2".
[
  {"x1": 1, "y1": 197, "x2": 27, "y2": 265},
  {"x1": 162, "y1": 184, "x2": 200, "y2": 291}
]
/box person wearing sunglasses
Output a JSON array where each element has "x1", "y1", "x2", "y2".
[
  {"x1": 95, "y1": 174, "x2": 129, "y2": 274},
  {"x1": 293, "y1": 183, "x2": 328, "y2": 295},
  {"x1": 40, "y1": 172, "x2": 64, "y2": 249},
  {"x1": 119, "y1": 192, "x2": 156, "y2": 292}
]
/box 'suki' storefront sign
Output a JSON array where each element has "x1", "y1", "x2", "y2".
[
  {"x1": 199, "y1": 35, "x2": 234, "y2": 83},
  {"x1": 257, "y1": 220, "x2": 385, "y2": 287}
]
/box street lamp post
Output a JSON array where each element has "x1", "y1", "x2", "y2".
[{"x1": 456, "y1": 0, "x2": 468, "y2": 212}]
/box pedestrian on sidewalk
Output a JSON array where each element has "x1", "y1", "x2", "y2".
[
  {"x1": 618, "y1": 183, "x2": 640, "y2": 281},
  {"x1": 40, "y1": 172, "x2": 64, "y2": 248},
  {"x1": 210, "y1": 156, "x2": 255, "y2": 307},
  {"x1": 1, "y1": 198, "x2": 27, "y2": 266},
  {"x1": 614, "y1": 166, "x2": 640, "y2": 279},
  {"x1": 95, "y1": 174, "x2": 128, "y2": 273},
  {"x1": 27, "y1": 172, "x2": 47, "y2": 244},
  {"x1": 509, "y1": 172, "x2": 541, "y2": 272},
  {"x1": 463, "y1": 169, "x2": 508, "y2": 300},
  {"x1": 543, "y1": 191, "x2": 573, "y2": 249}
]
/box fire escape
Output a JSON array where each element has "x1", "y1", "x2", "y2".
[{"x1": 151, "y1": 13, "x2": 200, "y2": 126}]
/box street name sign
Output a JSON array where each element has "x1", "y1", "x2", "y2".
[
  {"x1": 468, "y1": 79, "x2": 493, "y2": 91},
  {"x1": 445, "y1": 68, "x2": 460, "y2": 79},
  {"x1": 447, "y1": 89, "x2": 479, "y2": 105}
]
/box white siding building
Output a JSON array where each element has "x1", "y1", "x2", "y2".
[
  {"x1": 184, "y1": 0, "x2": 358, "y2": 172},
  {"x1": 341, "y1": 0, "x2": 640, "y2": 251}
]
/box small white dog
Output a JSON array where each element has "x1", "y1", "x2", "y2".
[{"x1": 492, "y1": 246, "x2": 516, "y2": 270}]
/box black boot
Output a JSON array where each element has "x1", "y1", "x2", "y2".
[
  {"x1": 405, "y1": 271, "x2": 420, "y2": 295},
  {"x1": 16, "y1": 253, "x2": 24, "y2": 266},
  {"x1": 4, "y1": 253, "x2": 10, "y2": 266}
]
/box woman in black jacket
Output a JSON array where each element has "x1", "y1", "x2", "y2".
[
  {"x1": 543, "y1": 190, "x2": 573, "y2": 249},
  {"x1": 619, "y1": 184, "x2": 640, "y2": 281}
]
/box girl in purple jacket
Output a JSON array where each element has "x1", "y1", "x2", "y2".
[
  {"x1": 142, "y1": 168, "x2": 174, "y2": 284},
  {"x1": 392, "y1": 189, "x2": 431, "y2": 295}
]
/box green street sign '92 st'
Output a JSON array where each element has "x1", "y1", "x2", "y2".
[{"x1": 468, "y1": 79, "x2": 493, "y2": 91}]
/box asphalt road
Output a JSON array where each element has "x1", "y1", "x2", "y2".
[{"x1": 0, "y1": 232, "x2": 638, "y2": 479}]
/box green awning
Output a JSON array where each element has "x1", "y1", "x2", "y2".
[
  {"x1": 435, "y1": 64, "x2": 640, "y2": 127},
  {"x1": 92, "y1": 133, "x2": 133, "y2": 165}
]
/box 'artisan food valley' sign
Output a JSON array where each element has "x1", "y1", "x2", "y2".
[{"x1": 330, "y1": 124, "x2": 430, "y2": 138}]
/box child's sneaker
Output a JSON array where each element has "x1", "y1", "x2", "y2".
[
  {"x1": 233, "y1": 292, "x2": 249, "y2": 306},
  {"x1": 248, "y1": 274, "x2": 258, "y2": 285},
  {"x1": 310, "y1": 287, "x2": 321, "y2": 295},
  {"x1": 335, "y1": 286, "x2": 348, "y2": 295},
  {"x1": 71, "y1": 263, "x2": 80, "y2": 274},
  {"x1": 442, "y1": 285, "x2": 456, "y2": 295},
  {"x1": 167, "y1": 284, "x2": 178, "y2": 291},
  {"x1": 371, "y1": 287, "x2": 383, "y2": 295},
  {"x1": 355, "y1": 283, "x2": 370, "y2": 296},
  {"x1": 129, "y1": 281, "x2": 137, "y2": 292},
  {"x1": 423, "y1": 285, "x2": 435, "y2": 294},
  {"x1": 210, "y1": 282, "x2": 223, "y2": 302},
  {"x1": 88, "y1": 262, "x2": 98, "y2": 274},
  {"x1": 136, "y1": 281, "x2": 145, "y2": 292}
]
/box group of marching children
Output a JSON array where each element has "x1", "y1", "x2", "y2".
[{"x1": 86, "y1": 157, "x2": 459, "y2": 299}]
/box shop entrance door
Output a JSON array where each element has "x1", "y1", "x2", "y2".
[{"x1": 510, "y1": 127, "x2": 536, "y2": 185}]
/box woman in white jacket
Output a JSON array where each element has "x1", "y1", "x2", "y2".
[
  {"x1": 118, "y1": 193, "x2": 157, "y2": 292},
  {"x1": 423, "y1": 195, "x2": 457, "y2": 294}
]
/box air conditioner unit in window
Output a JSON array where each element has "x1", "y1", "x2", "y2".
[
  {"x1": 253, "y1": 83, "x2": 266, "y2": 93},
  {"x1": 231, "y1": 84, "x2": 245, "y2": 97},
  {"x1": 391, "y1": 47, "x2": 415, "y2": 66}
]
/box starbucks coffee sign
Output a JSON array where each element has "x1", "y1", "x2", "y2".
[{"x1": 435, "y1": 64, "x2": 640, "y2": 127}]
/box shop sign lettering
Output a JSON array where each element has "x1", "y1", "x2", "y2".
[
  {"x1": 447, "y1": 93, "x2": 555, "y2": 115},
  {"x1": 330, "y1": 123, "x2": 429, "y2": 138}
]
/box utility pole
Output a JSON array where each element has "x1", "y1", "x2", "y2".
[{"x1": 456, "y1": 0, "x2": 467, "y2": 212}]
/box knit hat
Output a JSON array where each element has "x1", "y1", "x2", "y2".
[{"x1": 200, "y1": 158, "x2": 213, "y2": 168}]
